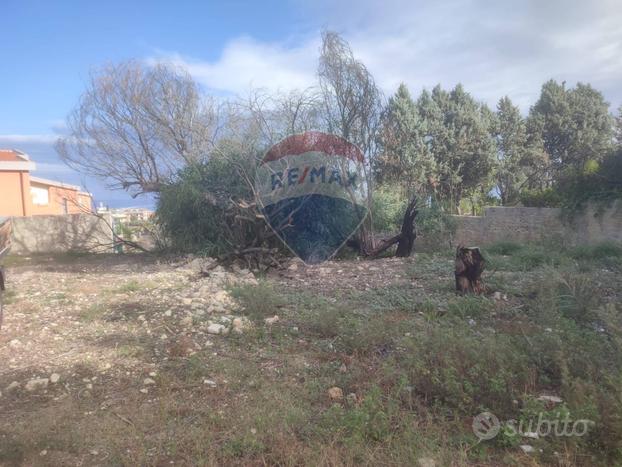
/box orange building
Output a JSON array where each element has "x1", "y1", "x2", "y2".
[{"x1": 0, "y1": 149, "x2": 92, "y2": 217}]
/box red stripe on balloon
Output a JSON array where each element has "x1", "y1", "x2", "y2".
[{"x1": 263, "y1": 131, "x2": 364, "y2": 164}]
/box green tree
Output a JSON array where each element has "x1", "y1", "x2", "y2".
[
  {"x1": 492, "y1": 96, "x2": 548, "y2": 204},
  {"x1": 376, "y1": 83, "x2": 436, "y2": 196},
  {"x1": 529, "y1": 80, "x2": 612, "y2": 178},
  {"x1": 614, "y1": 104, "x2": 622, "y2": 148},
  {"x1": 416, "y1": 84, "x2": 496, "y2": 213}
]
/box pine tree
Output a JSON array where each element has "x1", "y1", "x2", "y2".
[{"x1": 376, "y1": 83, "x2": 436, "y2": 196}]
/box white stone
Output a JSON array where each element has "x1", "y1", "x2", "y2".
[
  {"x1": 207, "y1": 323, "x2": 226, "y2": 335},
  {"x1": 519, "y1": 445, "x2": 535, "y2": 454},
  {"x1": 264, "y1": 315, "x2": 280, "y2": 325},
  {"x1": 417, "y1": 458, "x2": 436, "y2": 467},
  {"x1": 203, "y1": 379, "x2": 217, "y2": 387},
  {"x1": 164, "y1": 310, "x2": 173, "y2": 317},
  {"x1": 143, "y1": 378, "x2": 156, "y2": 385},
  {"x1": 537, "y1": 395, "x2": 563, "y2": 404},
  {"x1": 50, "y1": 373, "x2": 61, "y2": 384},
  {"x1": 25, "y1": 378, "x2": 49, "y2": 392}
]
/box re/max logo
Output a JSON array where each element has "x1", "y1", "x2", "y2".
[{"x1": 270, "y1": 166, "x2": 358, "y2": 191}]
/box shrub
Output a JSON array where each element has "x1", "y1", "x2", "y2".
[
  {"x1": 156, "y1": 151, "x2": 261, "y2": 255},
  {"x1": 370, "y1": 186, "x2": 408, "y2": 232}
]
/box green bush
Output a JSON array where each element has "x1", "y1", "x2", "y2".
[
  {"x1": 520, "y1": 188, "x2": 563, "y2": 207},
  {"x1": 156, "y1": 152, "x2": 258, "y2": 255},
  {"x1": 370, "y1": 186, "x2": 408, "y2": 232}
]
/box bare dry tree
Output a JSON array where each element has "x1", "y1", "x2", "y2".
[
  {"x1": 318, "y1": 31, "x2": 383, "y2": 253},
  {"x1": 56, "y1": 61, "x2": 222, "y2": 197}
]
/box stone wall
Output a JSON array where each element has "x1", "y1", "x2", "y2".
[
  {"x1": 451, "y1": 200, "x2": 622, "y2": 246},
  {"x1": 10, "y1": 214, "x2": 114, "y2": 254}
]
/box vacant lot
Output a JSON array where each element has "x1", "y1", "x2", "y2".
[{"x1": 1, "y1": 243, "x2": 621, "y2": 466}]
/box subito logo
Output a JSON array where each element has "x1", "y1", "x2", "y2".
[
  {"x1": 255, "y1": 131, "x2": 369, "y2": 264},
  {"x1": 472, "y1": 412, "x2": 501, "y2": 440}
]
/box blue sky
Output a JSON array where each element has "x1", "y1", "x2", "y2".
[{"x1": 2, "y1": 0, "x2": 621, "y2": 207}]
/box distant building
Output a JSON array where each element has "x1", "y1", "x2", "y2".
[{"x1": 0, "y1": 149, "x2": 92, "y2": 217}]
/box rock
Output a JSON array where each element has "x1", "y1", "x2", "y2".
[
  {"x1": 143, "y1": 378, "x2": 156, "y2": 385},
  {"x1": 9, "y1": 339, "x2": 22, "y2": 348},
  {"x1": 264, "y1": 315, "x2": 280, "y2": 325},
  {"x1": 493, "y1": 291, "x2": 502, "y2": 301},
  {"x1": 203, "y1": 379, "x2": 217, "y2": 387},
  {"x1": 188, "y1": 257, "x2": 217, "y2": 274},
  {"x1": 180, "y1": 315, "x2": 194, "y2": 327},
  {"x1": 417, "y1": 458, "x2": 436, "y2": 467},
  {"x1": 6, "y1": 381, "x2": 20, "y2": 393},
  {"x1": 182, "y1": 298, "x2": 192, "y2": 306},
  {"x1": 164, "y1": 310, "x2": 173, "y2": 317},
  {"x1": 519, "y1": 445, "x2": 535, "y2": 454},
  {"x1": 40, "y1": 450, "x2": 47, "y2": 456},
  {"x1": 339, "y1": 363, "x2": 348, "y2": 373},
  {"x1": 538, "y1": 394, "x2": 563, "y2": 404},
  {"x1": 328, "y1": 386, "x2": 343, "y2": 401},
  {"x1": 50, "y1": 373, "x2": 61, "y2": 384},
  {"x1": 232, "y1": 317, "x2": 251, "y2": 334},
  {"x1": 288, "y1": 263, "x2": 298, "y2": 271},
  {"x1": 207, "y1": 323, "x2": 226, "y2": 335},
  {"x1": 25, "y1": 378, "x2": 49, "y2": 392},
  {"x1": 523, "y1": 431, "x2": 539, "y2": 439},
  {"x1": 139, "y1": 388, "x2": 149, "y2": 394}
]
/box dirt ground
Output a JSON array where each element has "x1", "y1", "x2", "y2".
[{"x1": 0, "y1": 250, "x2": 620, "y2": 466}]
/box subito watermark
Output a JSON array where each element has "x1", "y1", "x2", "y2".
[{"x1": 472, "y1": 411, "x2": 594, "y2": 440}]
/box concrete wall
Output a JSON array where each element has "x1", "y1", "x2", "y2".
[
  {"x1": 451, "y1": 200, "x2": 622, "y2": 246},
  {"x1": 9, "y1": 213, "x2": 114, "y2": 254}
]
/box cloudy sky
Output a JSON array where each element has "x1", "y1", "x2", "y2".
[{"x1": 2, "y1": 0, "x2": 621, "y2": 207}]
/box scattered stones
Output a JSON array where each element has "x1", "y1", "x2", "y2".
[
  {"x1": 328, "y1": 386, "x2": 343, "y2": 401},
  {"x1": 25, "y1": 378, "x2": 49, "y2": 392},
  {"x1": 264, "y1": 315, "x2": 280, "y2": 325},
  {"x1": 50, "y1": 373, "x2": 61, "y2": 384},
  {"x1": 232, "y1": 317, "x2": 251, "y2": 334}
]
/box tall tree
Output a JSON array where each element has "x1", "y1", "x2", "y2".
[
  {"x1": 528, "y1": 80, "x2": 612, "y2": 179},
  {"x1": 376, "y1": 83, "x2": 436, "y2": 195},
  {"x1": 416, "y1": 84, "x2": 496, "y2": 212},
  {"x1": 57, "y1": 61, "x2": 220, "y2": 197},
  {"x1": 318, "y1": 31, "x2": 383, "y2": 250},
  {"x1": 492, "y1": 96, "x2": 548, "y2": 204},
  {"x1": 614, "y1": 104, "x2": 622, "y2": 148}
]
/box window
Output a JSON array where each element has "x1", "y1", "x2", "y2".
[{"x1": 30, "y1": 186, "x2": 49, "y2": 206}]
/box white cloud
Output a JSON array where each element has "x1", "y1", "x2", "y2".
[
  {"x1": 0, "y1": 134, "x2": 59, "y2": 145},
  {"x1": 151, "y1": 0, "x2": 622, "y2": 112},
  {"x1": 150, "y1": 36, "x2": 319, "y2": 96}
]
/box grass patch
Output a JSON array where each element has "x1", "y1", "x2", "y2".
[{"x1": 229, "y1": 280, "x2": 285, "y2": 322}]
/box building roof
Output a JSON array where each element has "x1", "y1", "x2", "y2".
[
  {"x1": 30, "y1": 176, "x2": 82, "y2": 192},
  {"x1": 0, "y1": 149, "x2": 36, "y2": 171}
]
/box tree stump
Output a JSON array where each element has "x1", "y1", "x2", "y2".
[{"x1": 455, "y1": 246, "x2": 485, "y2": 294}]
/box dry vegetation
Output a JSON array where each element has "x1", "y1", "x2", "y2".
[{"x1": 1, "y1": 243, "x2": 621, "y2": 466}]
